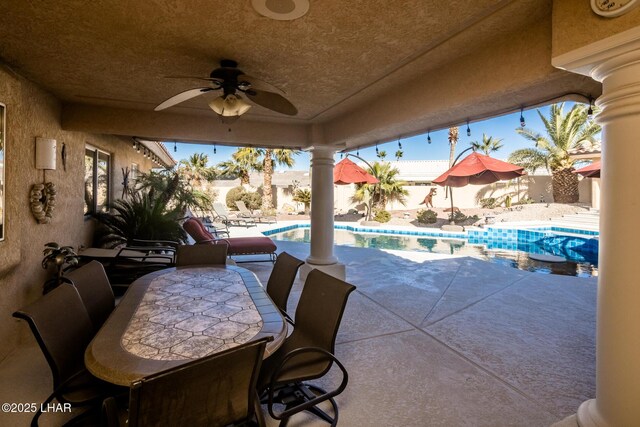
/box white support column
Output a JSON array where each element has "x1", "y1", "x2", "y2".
[
  {"x1": 300, "y1": 146, "x2": 346, "y2": 280},
  {"x1": 553, "y1": 28, "x2": 640, "y2": 426}
]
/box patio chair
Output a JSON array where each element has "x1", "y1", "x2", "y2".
[
  {"x1": 175, "y1": 244, "x2": 229, "y2": 266},
  {"x1": 189, "y1": 208, "x2": 230, "y2": 237},
  {"x1": 258, "y1": 269, "x2": 356, "y2": 426},
  {"x1": 103, "y1": 244, "x2": 176, "y2": 294},
  {"x1": 236, "y1": 200, "x2": 277, "y2": 223},
  {"x1": 265, "y1": 252, "x2": 305, "y2": 325},
  {"x1": 13, "y1": 284, "x2": 123, "y2": 426},
  {"x1": 213, "y1": 202, "x2": 255, "y2": 227},
  {"x1": 102, "y1": 337, "x2": 272, "y2": 427},
  {"x1": 63, "y1": 260, "x2": 115, "y2": 332},
  {"x1": 183, "y1": 217, "x2": 277, "y2": 263}
]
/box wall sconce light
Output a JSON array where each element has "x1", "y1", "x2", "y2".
[{"x1": 35, "y1": 137, "x2": 57, "y2": 170}]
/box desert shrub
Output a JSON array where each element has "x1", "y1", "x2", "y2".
[
  {"x1": 225, "y1": 186, "x2": 246, "y2": 209},
  {"x1": 452, "y1": 212, "x2": 481, "y2": 225},
  {"x1": 452, "y1": 211, "x2": 468, "y2": 224},
  {"x1": 416, "y1": 209, "x2": 437, "y2": 224},
  {"x1": 241, "y1": 191, "x2": 262, "y2": 211},
  {"x1": 514, "y1": 196, "x2": 534, "y2": 205},
  {"x1": 479, "y1": 197, "x2": 498, "y2": 209},
  {"x1": 373, "y1": 209, "x2": 391, "y2": 223}
]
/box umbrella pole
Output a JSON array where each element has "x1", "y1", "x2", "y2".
[{"x1": 449, "y1": 186, "x2": 455, "y2": 224}]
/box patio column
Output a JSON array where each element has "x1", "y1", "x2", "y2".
[
  {"x1": 553, "y1": 30, "x2": 640, "y2": 426},
  {"x1": 300, "y1": 146, "x2": 346, "y2": 280}
]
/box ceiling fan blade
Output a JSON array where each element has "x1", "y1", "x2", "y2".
[
  {"x1": 246, "y1": 89, "x2": 297, "y2": 116},
  {"x1": 238, "y1": 74, "x2": 286, "y2": 94},
  {"x1": 154, "y1": 87, "x2": 215, "y2": 111},
  {"x1": 165, "y1": 76, "x2": 223, "y2": 85}
]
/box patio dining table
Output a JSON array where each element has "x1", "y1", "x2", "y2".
[{"x1": 85, "y1": 265, "x2": 287, "y2": 386}]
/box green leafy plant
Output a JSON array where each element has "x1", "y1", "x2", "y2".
[
  {"x1": 42, "y1": 242, "x2": 79, "y2": 294},
  {"x1": 241, "y1": 191, "x2": 262, "y2": 211},
  {"x1": 95, "y1": 193, "x2": 187, "y2": 248},
  {"x1": 373, "y1": 209, "x2": 391, "y2": 223},
  {"x1": 416, "y1": 209, "x2": 437, "y2": 224}
]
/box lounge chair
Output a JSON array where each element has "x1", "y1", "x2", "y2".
[
  {"x1": 212, "y1": 202, "x2": 255, "y2": 227},
  {"x1": 183, "y1": 217, "x2": 277, "y2": 263},
  {"x1": 236, "y1": 200, "x2": 277, "y2": 223}
]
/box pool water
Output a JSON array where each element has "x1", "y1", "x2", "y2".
[{"x1": 267, "y1": 227, "x2": 598, "y2": 278}]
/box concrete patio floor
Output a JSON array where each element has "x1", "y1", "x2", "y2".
[{"x1": 0, "y1": 241, "x2": 596, "y2": 426}]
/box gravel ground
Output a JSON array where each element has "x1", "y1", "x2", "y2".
[{"x1": 281, "y1": 203, "x2": 592, "y2": 228}]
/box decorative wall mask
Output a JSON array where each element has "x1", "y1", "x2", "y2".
[{"x1": 30, "y1": 182, "x2": 56, "y2": 224}]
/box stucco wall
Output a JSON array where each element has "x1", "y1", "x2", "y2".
[
  {"x1": 0, "y1": 66, "x2": 156, "y2": 361},
  {"x1": 552, "y1": 0, "x2": 640, "y2": 57}
]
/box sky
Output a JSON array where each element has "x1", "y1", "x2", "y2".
[{"x1": 166, "y1": 102, "x2": 589, "y2": 170}]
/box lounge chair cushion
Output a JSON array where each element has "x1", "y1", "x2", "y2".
[
  {"x1": 220, "y1": 236, "x2": 277, "y2": 255},
  {"x1": 183, "y1": 217, "x2": 277, "y2": 256}
]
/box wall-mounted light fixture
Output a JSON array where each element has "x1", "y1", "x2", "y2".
[{"x1": 35, "y1": 137, "x2": 57, "y2": 170}]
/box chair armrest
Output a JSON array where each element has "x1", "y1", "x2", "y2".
[
  {"x1": 131, "y1": 239, "x2": 180, "y2": 249},
  {"x1": 267, "y1": 347, "x2": 348, "y2": 421}
]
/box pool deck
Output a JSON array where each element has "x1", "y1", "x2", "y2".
[{"x1": 0, "y1": 240, "x2": 595, "y2": 426}]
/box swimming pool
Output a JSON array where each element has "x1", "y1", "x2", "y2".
[{"x1": 264, "y1": 224, "x2": 599, "y2": 278}]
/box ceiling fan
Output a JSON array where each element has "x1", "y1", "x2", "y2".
[{"x1": 154, "y1": 59, "x2": 297, "y2": 121}]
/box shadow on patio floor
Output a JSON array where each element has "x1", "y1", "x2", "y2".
[{"x1": 0, "y1": 241, "x2": 595, "y2": 426}]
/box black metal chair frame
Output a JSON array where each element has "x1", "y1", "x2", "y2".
[{"x1": 266, "y1": 347, "x2": 349, "y2": 427}]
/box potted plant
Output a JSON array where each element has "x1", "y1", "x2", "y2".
[{"x1": 42, "y1": 242, "x2": 79, "y2": 294}]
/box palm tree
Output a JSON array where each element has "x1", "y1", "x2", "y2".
[
  {"x1": 261, "y1": 149, "x2": 299, "y2": 211},
  {"x1": 470, "y1": 134, "x2": 503, "y2": 155},
  {"x1": 178, "y1": 153, "x2": 217, "y2": 187},
  {"x1": 352, "y1": 161, "x2": 408, "y2": 212},
  {"x1": 508, "y1": 103, "x2": 601, "y2": 203},
  {"x1": 448, "y1": 127, "x2": 459, "y2": 167},
  {"x1": 217, "y1": 148, "x2": 261, "y2": 185}
]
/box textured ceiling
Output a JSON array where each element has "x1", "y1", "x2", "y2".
[{"x1": 0, "y1": 0, "x2": 600, "y2": 148}]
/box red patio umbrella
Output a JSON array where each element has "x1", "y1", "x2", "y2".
[
  {"x1": 433, "y1": 152, "x2": 526, "y2": 187},
  {"x1": 574, "y1": 160, "x2": 601, "y2": 178},
  {"x1": 333, "y1": 158, "x2": 379, "y2": 185},
  {"x1": 433, "y1": 152, "x2": 526, "y2": 223}
]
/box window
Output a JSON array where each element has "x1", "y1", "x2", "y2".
[{"x1": 84, "y1": 145, "x2": 111, "y2": 215}]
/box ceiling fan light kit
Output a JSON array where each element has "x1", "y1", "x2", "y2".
[{"x1": 209, "y1": 94, "x2": 252, "y2": 117}]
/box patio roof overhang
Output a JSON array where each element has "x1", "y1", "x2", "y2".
[{"x1": 0, "y1": 0, "x2": 601, "y2": 152}]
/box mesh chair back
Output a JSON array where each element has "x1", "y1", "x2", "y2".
[
  {"x1": 175, "y1": 244, "x2": 228, "y2": 267},
  {"x1": 13, "y1": 284, "x2": 94, "y2": 389},
  {"x1": 183, "y1": 217, "x2": 216, "y2": 244},
  {"x1": 128, "y1": 338, "x2": 270, "y2": 427},
  {"x1": 281, "y1": 269, "x2": 356, "y2": 381},
  {"x1": 64, "y1": 260, "x2": 115, "y2": 331},
  {"x1": 266, "y1": 252, "x2": 304, "y2": 313}
]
